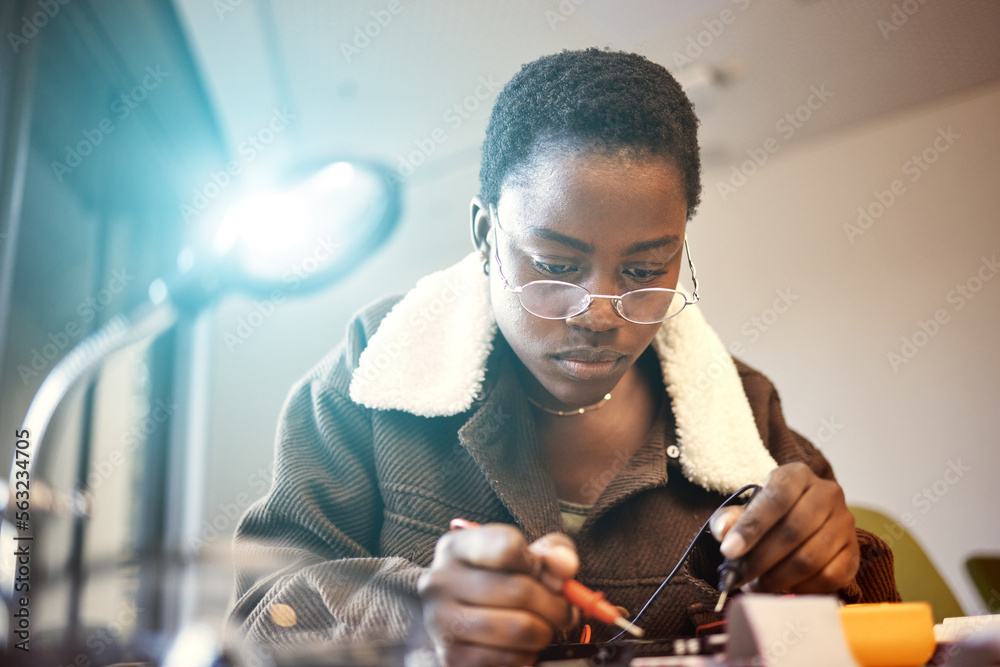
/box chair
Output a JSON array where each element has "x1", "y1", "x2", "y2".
[
  {"x1": 850, "y1": 505, "x2": 965, "y2": 623},
  {"x1": 966, "y1": 555, "x2": 1000, "y2": 612}
]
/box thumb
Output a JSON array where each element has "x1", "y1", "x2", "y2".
[
  {"x1": 709, "y1": 505, "x2": 744, "y2": 543},
  {"x1": 528, "y1": 532, "x2": 579, "y2": 591}
]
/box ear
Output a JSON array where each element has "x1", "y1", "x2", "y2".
[{"x1": 469, "y1": 195, "x2": 493, "y2": 256}]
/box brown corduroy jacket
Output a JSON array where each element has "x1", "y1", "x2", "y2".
[{"x1": 230, "y1": 284, "x2": 900, "y2": 654}]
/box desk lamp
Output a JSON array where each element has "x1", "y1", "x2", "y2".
[{"x1": 0, "y1": 159, "x2": 401, "y2": 660}]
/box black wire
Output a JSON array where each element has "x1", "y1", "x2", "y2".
[{"x1": 608, "y1": 482, "x2": 762, "y2": 641}]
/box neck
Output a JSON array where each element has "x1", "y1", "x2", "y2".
[
  {"x1": 527, "y1": 391, "x2": 612, "y2": 416},
  {"x1": 523, "y1": 351, "x2": 660, "y2": 429},
  {"x1": 513, "y1": 362, "x2": 615, "y2": 419}
]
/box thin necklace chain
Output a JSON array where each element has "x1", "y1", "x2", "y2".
[{"x1": 526, "y1": 392, "x2": 612, "y2": 416}]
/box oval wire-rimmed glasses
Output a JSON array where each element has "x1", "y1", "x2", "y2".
[{"x1": 489, "y1": 208, "x2": 700, "y2": 325}]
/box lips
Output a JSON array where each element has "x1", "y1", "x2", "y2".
[
  {"x1": 553, "y1": 348, "x2": 626, "y2": 363},
  {"x1": 551, "y1": 348, "x2": 626, "y2": 380}
]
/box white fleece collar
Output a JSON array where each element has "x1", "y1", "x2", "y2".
[{"x1": 349, "y1": 252, "x2": 777, "y2": 495}]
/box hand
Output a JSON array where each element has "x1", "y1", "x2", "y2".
[
  {"x1": 709, "y1": 462, "x2": 860, "y2": 595},
  {"x1": 417, "y1": 524, "x2": 579, "y2": 667}
]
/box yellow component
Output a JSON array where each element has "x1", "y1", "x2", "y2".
[
  {"x1": 839, "y1": 602, "x2": 935, "y2": 667},
  {"x1": 850, "y1": 505, "x2": 965, "y2": 623}
]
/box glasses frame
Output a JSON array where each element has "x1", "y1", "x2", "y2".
[{"x1": 488, "y1": 207, "x2": 700, "y2": 325}]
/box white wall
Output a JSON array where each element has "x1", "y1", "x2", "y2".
[
  {"x1": 201, "y1": 80, "x2": 1000, "y2": 621},
  {"x1": 690, "y1": 81, "x2": 1000, "y2": 614}
]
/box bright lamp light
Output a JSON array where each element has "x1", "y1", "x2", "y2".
[{"x1": 212, "y1": 159, "x2": 394, "y2": 294}]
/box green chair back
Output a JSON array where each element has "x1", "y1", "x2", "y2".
[
  {"x1": 966, "y1": 554, "x2": 1000, "y2": 612},
  {"x1": 850, "y1": 505, "x2": 964, "y2": 623}
]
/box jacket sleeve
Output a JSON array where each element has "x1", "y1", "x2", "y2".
[
  {"x1": 228, "y1": 300, "x2": 426, "y2": 650},
  {"x1": 735, "y1": 359, "x2": 901, "y2": 604}
]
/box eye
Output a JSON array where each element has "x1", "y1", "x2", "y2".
[
  {"x1": 532, "y1": 260, "x2": 577, "y2": 277},
  {"x1": 624, "y1": 267, "x2": 668, "y2": 283}
]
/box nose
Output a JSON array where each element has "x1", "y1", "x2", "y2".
[
  {"x1": 564, "y1": 293, "x2": 622, "y2": 332},
  {"x1": 564, "y1": 268, "x2": 627, "y2": 331}
]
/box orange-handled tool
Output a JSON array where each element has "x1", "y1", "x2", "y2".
[{"x1": 448, "y1": 518, "x2": 644, "y2": 638}]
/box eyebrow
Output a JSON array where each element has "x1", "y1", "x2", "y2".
[
  {"x1": 524, "y1": 227, "x2": 680, "y2": 256},
  {"x1": 624, "y1": 234, "x2": 681, "y2": 255}
]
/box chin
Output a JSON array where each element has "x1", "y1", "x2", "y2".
[{"x1": 541, "y1": 357, "x2": 629, "y2": 405}]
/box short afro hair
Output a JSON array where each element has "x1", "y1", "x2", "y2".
[{"x1": 479, "y1": 48, "x2": 701, "y2": 219}]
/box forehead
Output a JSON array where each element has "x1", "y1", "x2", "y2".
[{"x1": 496, "y1": 149, "x2": 688, "y2": 246}]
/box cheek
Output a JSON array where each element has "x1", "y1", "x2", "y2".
[{"x1": 490, "y1": 281, "x2": 554, "y2": 355}]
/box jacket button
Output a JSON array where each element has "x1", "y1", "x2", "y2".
[
  {"x1": 473, "y1": 389, "x2": 487, "y2": 402},
  {"x1": 666, "y1": 444, "x2": 680, "y2": 459}
]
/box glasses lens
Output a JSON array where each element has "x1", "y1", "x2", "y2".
[
  {"x1": 620, "y1": 289, "x2": 688, "y2": 324},
  {"x1": 519, "y1": 281, "x2": 591, "y2": 319}
]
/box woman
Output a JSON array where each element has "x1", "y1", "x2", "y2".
[{"x1": 230, "y1": 48, "x2": 898, "y2": 666}]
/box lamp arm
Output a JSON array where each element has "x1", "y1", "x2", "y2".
[{"x1": 0, "y1": 300, "x2": 178, "y2": 607}]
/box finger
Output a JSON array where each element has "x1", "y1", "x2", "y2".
[
  {"x1": 787, "y1": 544, "x2": 860, "y2": 595},
  {"x1": 426, "y1": 599, "x2": 554, "y2": 653},
  {"x1": 721, "y1": 463, "x2": 811, "y2": 559},
  {"x1": 437, "y1": 643, "x2": 537, "y2": 667},
  {"x1": 746, "y1": 541, "x2": 858, "y2": 595},
  {"x1": 434, "y1": 523, "x2": 537, "y2": 574},
  {"x1": 528, "y1": 532, "x2": 579, "y2": 590},
  {"x1": 709, "y1": 505, "x2": 745, "y2": 543},
  {"x1": 736, "y1": 491, "x2": 833, "y2": 585},
  {"x1": 752, "y1": 505, "x2": 855, "y2": 593},
  {"x1": 786, "y1": 527, "x2": 861, "y2": 595},
  {"x1": 419, "y1": 566, "x2": 575, "y2": 630}
]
